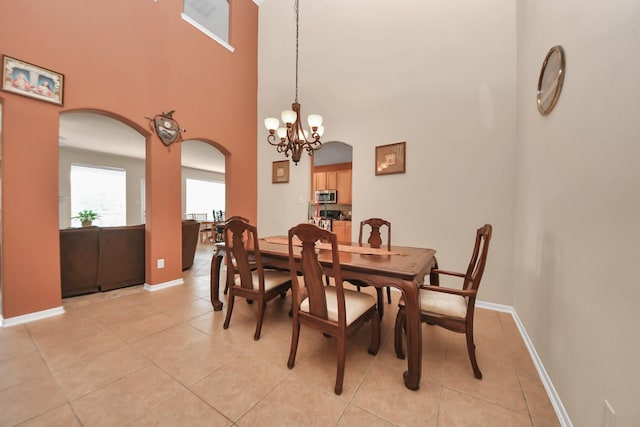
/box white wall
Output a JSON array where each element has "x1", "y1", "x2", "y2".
[
  {"x1": 515, "y1": 0, "x2": 640, "y2": 425},
  {"x1": 258, "y1": 0, "x2": 517, "y2": 305},
  {"x1": 259, "y1": 0, "x2": 640, "y2": 425}
]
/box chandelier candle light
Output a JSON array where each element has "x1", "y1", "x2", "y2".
[{"x1": 265, "y1": 0, "x2": 324, "y2": 165}]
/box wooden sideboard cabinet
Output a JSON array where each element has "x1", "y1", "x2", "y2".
[{"x1": 332, "y1": 220, "x2": 352, "y2": 243}]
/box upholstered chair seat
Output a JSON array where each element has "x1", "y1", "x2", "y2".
[
  {"x1": 301, "y1": 287, "x2": 377, "y2": 324},
  {"x1": 236, "y1": 270, "x2": 291, "y2": 291},
  {"x1": 398, "y1": 290, "x2": 468, "y2": 320}
]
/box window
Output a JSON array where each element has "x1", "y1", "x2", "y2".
[
  {"x1": 70, "y1": 164, "x2": 126, "y2": 227},
  {"x1": 182, "y1": 0, "x2": 233, "y2": 52},
  {"x1": 186, "y1": 178, "x2": 225, "y2": 220}
]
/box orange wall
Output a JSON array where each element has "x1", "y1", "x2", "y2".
[{"x1": 0, "y1": 0, "x2": 258, "y2": 318}]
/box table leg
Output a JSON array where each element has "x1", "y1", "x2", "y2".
[
  {"x1": 210, "y1": 252, "x2": 224, "y2": 311},
  {"x1": 401, "y1": 280, "x2": 422, "y2": 390}
]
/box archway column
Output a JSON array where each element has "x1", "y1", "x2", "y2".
[{"x1": 1, "y1": 97, "x2": 62, "y2": 319}]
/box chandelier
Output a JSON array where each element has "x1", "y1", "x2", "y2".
[{"x1": 264, "y1": 0, "x2": 324, "y2": 165}]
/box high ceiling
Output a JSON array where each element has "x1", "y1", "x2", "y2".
[{"x1": 58, "y1": 112, "x2": 225, "y2": 173}]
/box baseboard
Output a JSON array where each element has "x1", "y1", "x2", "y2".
[
  {"x1": 1, "y1": 306, "x2": 65, "y2": 328},
  {"x1": 476, "y1": 300, "x2": 572, "y2": 427},
  {"x1": 143, "y1": 278, "x2": 184, "y2": 292}
]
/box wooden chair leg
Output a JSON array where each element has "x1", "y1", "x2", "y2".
[
  {"x1": 223, "y1": 293, "x2": 235, "y2": 329},
  {"x1": 376, "y1": 288, "x2": 385, "y2": 319},
  {"x1": 287, "y1": 320, "x2": 300, "y2": 369},
  {"x1": 254, "y1": 301, "x2": 266, "y2": 340},
  {"x1": 466, "y1": 328, "x2": 482, "y2": 379},
  {"x1": 394, "y1": 307, "x2": 406, "y2": 359},
  {"x1": 368, "y1": 310, "x2": 381, "y2": 355},
  {"x1": 335, "y1": 337, "x2": 346, "y2": 395}
]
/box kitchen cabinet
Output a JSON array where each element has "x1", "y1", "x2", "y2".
[
  {"x1": 332, "y1": 220, "x2": 352, "y2": 243},
  {"x1": 314, "y1": 171, "x2": 337, "y2": 191},
  {"x1": 337, "y1": 169, "x2": 351, "y2": 205},
  {"x1": 312, "y1": 162, "x2": 352, "y2": 204}
]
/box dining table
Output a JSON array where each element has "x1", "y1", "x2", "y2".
[{"x1": 209, "y1": 236, "x2": 437, "y2": 391}]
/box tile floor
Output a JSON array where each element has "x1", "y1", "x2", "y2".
[{"x1": 0, "y1": 243, "x2": 560, "y2": 426}]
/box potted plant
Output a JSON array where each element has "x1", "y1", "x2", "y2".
[{"x1": 72, "y1": 209, "x2": 100, "y2": 227}]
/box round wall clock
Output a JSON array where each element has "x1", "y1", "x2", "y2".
[{"x1": 537, "y1": 45, "x2": 566, "y2": 115}]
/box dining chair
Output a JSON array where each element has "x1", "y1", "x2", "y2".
[
  {"x1": 221, "y1": 216, "x2": 255, "y2": 295},
  {"x1": 346, "y1": 218, "x2": 392, "y2": 318},
  {"x1": 394, "y1": 224, "x2": 492, "y2": 379},
  {"x1": 223, "y1": 217, "x2": 292, "y2": 340},
  {"x1": 287, "y1": 223, "x2": 380, "y2": 395}
]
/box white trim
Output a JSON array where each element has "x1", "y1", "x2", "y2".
[
  {"x1": 476, "y1": 300, "x2": 572, "y2": 427},
  {"x1": 144, "y1": 278, "x2": 184, "y2": 292},
  {"x1": 181, "y1": 13, "x2": 235, "y2": 53},
  {"x1": 1, "y1": 306, "x2": 65, "y2": 328}
]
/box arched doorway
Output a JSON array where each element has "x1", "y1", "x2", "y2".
[
  {"x1": 311, "y1": 141, "x2": 353, "y2": 242},
  {"x1": 180, "y1": 139, "x2": 226, "y2": 244},
  {"x1": 59, "y1": 111, "x2": 146, "y2": 228}
]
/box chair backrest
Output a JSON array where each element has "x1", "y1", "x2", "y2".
[
  {"x1": 463, "y1": 224, "x2": 492, "y2": 291},
  {"x1": 288, "y1": 223, "x2": 347, "y2": 327},
  {"x1": 213, "y1": 210, "x2": 226, "y2": 222},
  {"x1": 192, "y1": 213, "x2": 208, "y2": 221},
  {"x1": 224, "y1": 218, "x2": 264, "y2": 291},
  {"x1": 358, "y1": 218, "x2": 391, "y2": 251},
  {"x1": 225, "y1": 215, "x2": 249, "y2": 223}
]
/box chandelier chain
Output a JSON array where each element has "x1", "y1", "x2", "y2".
[
  {"x1": 294, "y1": 0, "x2": 299, "y2": 103},
  {"x1": 264, "y1": 0, "x2": 323, "y2": 165}
]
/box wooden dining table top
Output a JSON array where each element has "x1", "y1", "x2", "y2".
[{"x1": 255, "y1": 236, "x2": 436, "y2": 285}]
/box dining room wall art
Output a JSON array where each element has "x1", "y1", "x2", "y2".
[
  {"x1": 2, "y1": 55, "x2": 64, "y2": 105},
  {"x1": 272, "y1": 160, "x2": 290, "y2": 184},
  {"x1": 375, "y1": 141, "x2": 406, "y2": 175}
]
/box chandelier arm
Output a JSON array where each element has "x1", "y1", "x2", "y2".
[{"x1": 267, "y1": 134, "x2": 282, "y2": 147}]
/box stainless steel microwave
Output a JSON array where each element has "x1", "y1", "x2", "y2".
[{"x1": 315, "y1": 190, "x2": 337, "y2": 204}]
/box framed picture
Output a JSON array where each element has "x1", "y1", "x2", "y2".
[
  {"x1": 2, "y1": 55, "x2": 64, "y2": 106},
  {"x1": 272, "y1": 160, "x2": 290, "y2": 184},
  {"x1": 375, "y1": 141, "x2": 406, "y2": 175}
]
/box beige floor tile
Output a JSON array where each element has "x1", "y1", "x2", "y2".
[
  {"x1": 0, "y1": 375, "x2": 67, "y2": 426},
  {"x1": 17, "y1": 404, "x2": 81, "y2": 427},
  {"x1": 26, "y1": 315, "x2": 109, "y2": 349},
  {"x1": 438, "y1": 387, "x2": 531, "y2": 426},
  {"x1": 337, "y1": 405, "x2": 396, "y2": 426},
  {"x1": 0, "y1": 324, "x2": 38, "y2": 362},
  {"x1": 106, "y1": 311, "x2": 181, "y2": 343},
  {"x1": 128, "y1": 387, "x2": 232, "y2": 426},
  {"x1": 132, "y1": 324, "x2": 239, "y2": 385},
  {"x1": 236, "y1": 376, "x2": 348, "y2": 427},
  {"x1": 71, "y1": 366, "x2": 184, "y2": 427},
  {"x1": 0, "y1": 351, "x2": 50, "y2": 391},
  {"x1": 352, "y1": 361, "x2": 441, "y2": 426},
  {"x1": 191, "y1": 352, "x2": 290, "y2": 422},
  {"x1": 52, "y1": 345, "x2": 148, "y2": 400},
  {"x1": 37, "y1": 327, "x2": 126, "y2": 371},
  {"x1": 442, "y1": 337, "x2": 529, "y2": 412}
]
